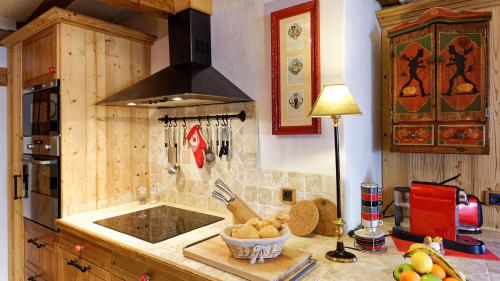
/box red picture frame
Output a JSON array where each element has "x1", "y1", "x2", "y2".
[{"x1": 271, "y1": 0, "x2": 321, "y2": 135}]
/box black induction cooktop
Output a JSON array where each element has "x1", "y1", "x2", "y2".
[{"x1": 94, "y1": 205, "x2": 224, "y2": 243}]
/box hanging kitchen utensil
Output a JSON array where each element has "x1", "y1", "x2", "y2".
[
  {"x1": 205, "y1": 120, "x2": 216, "y2": 167},
  {"x1": 182, "y1": 117, "x2": 187, "y2": 147},
  {"x1": 161, "y1": 124, "x2": 170, "y2": 170},
  {"x1": 216, "y1": 117, "x2": 221, "y2": 157},
  {"x1": 168, "y1": 125, "x2": 180, "y2": 174},
  {"x1": 168, "y1": 121, "x2": 176, "y2": 165},
  {"x1": 227, "y1": 118, "x2": 232, "y2": 161}
]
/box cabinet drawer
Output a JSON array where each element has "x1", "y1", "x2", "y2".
[
  {"x1": 59, "y1": 231, "x2": 112, "y2": 270},
  {"x1": 438, "y1": 124, "x2": 486, "y2": 147},
  {"x1": 111, "y1": 252, "x2": 206, "y2": 281},
  {"x1": 393, "y1": 124, "x2": 434, "y2": 146},
  {"x1": 61, "y1": 250, "x2": 111, "y2": 281}
]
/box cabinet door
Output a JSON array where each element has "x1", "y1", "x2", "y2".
[
  {"x1": 436, "y1": 23, "x2": 488, "y2": 122},
  {"x1": 22, "y1": 25, "x2": 57, "y2": 87},
  {"x1": 60, "y1": 250, "x2": 111, "y2": 281},
  {"x1": 8, "y1": 43, "x2": 25, "y2": 281},
  {"x1": 392, "y1": 25, "x2": 435, "y2": 123}
]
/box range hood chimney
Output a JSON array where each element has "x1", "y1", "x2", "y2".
[{"x1": 97, "y1": 9, "x2": 253, "y2": 108}]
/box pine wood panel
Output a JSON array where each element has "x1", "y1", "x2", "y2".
[
  {"x1": 378, "y1": 1, "x2": 500, "y2": 230},
  {"x1": 7, "y1": 42, "x2": 25, "y2": 281},
  {"x1": 59, "y1": 23, "x2": 151, "y2": 216}
]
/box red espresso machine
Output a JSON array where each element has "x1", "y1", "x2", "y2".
[{"x1": 392, "y1": 181, "x2": 485, "y2": 254}]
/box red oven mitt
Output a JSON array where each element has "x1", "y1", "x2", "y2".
[{"x1": 186, "y1": 125, "x2": 207, "y2": 168}]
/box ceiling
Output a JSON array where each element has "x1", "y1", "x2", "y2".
[
  {"x1": 0, "y1": 0, "x2": 44, "y2": 23},
  {"x1": 0, "y1": 0, "x2": 166, "y2": 35}
]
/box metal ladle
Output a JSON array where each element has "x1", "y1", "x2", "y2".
[{"x1": 205, "y1": 120, "x2": 216, "y2": 167}]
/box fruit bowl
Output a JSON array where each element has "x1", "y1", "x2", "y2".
[
  {"x1": 220, "y1": 224, "x2": 291, "y2": 264},
  {"x1": 393, "y1": 243, "x2": 467, "y2": 281}
]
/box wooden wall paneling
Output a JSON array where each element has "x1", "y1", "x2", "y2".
[
  {"x1": 60, "y1": 23, "x2": 151, "y2": 215},
  {"x1": 378, "y1": 1, "x2": 500, "y2": 229},
  {"x1": 7, "y1": 43, "x2": 25, "y2": 281},
  {"x1": 60, "y1": 23, "x2": 93, "y2": 216}
]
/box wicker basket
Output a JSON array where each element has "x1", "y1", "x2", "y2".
[{"x1": 220, "y1": 225, "x2": 291, "y2": 264}]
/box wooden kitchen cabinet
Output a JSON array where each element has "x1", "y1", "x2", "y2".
[
  {"x1": 22, "y1": 25, "x2": 58, "y2": 87},
  {"x1": 1, "y1": 7, "x2": 155, "y2": 281},
  {"x1": 25, "y1": 219, "x2": 58, "y2": 281},
  {"x1": 388, "y1": 8, "x2": 491, "y2": 154}
]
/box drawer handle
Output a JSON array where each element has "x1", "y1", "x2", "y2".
[
  {"x1": 28, "y1": 276, "x2": 37, "y2": 281},
  {"x1": 141, "y1": 273, "x2": 151, "y2": 281},
  {"x1": 27, "y1": 238, "x2": 45, "y2": 249},
  {"x1": 67, "y1": 259, "x2": 91, "y2": 273}
]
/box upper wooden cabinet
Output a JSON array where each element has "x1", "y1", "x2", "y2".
[
  {"x1": 388, "y1": 8, "x2": 491, "y2": 154},
  {"x1": 22, "y1": 25, "x2": 57, "y2": 87}
]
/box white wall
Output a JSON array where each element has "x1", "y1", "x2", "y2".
[
  {"x1": 148, "y1": 0, "x2": 381, "y2": 229},
  {"x1": 343, "y1": 0, "x2": 382, "y2": 229},
  {"x1": 0, "y1": 43, "x2": 8, "y2": 281}
]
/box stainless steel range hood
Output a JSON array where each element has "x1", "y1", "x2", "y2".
[{"x1": 97, "y1": 9, "x2": 253, "y2": 108}]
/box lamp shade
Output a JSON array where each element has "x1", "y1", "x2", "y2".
[{"x1": 309, "y1": 84, "x2": 362, "y2": 117}]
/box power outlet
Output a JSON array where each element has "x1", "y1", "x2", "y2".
[
  {"x1": 484, "y1": 191, "x2": 500, "y2": 206},
  {"x1": 281, "y1": 188, "x2": 296, "y2": 204}
]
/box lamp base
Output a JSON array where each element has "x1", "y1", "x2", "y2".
[{"x1": 325, "y1": 241, "x2": 357, "y2": 263}]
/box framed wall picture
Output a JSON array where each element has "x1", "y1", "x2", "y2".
[{"x1": 271, "y1": 0, "x2": 320, "y2": 135}]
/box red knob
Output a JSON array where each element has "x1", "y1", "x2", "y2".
[
  {"x1": 141, "y1": 273, "x2": 151, "y2": 281},
  {"x1": 75, "y1": 244, "x2": 85, "y2": 254}
]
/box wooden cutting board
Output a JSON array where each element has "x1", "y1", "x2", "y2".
[{"x1": 183, "y1": 236, "x2": 313, "y2": 281}]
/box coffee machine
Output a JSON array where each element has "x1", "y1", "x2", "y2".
[{"x1": 393, "y1": 180, "x2": 485, "y2": 254}]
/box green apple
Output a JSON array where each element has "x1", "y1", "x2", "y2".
[
  {"x1": 411, "y1": 252, "x2": 433, "y2": 274},
  {"x1": 393, "y1": 263, "x2": 415, "y2": 281},
  {"x1": 421, "y1": 273, "x2": 441, "y2": 281}
]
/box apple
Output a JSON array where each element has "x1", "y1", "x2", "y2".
[
  {"x1": 411, "y1": 252, "x2": 433, "y2": 274},
  {"x1": 421, "y1": 273, "x2": 441, "y2": 281},
  {"x1": 393, "y1": 263, "x2": 415, "y2": 281}
]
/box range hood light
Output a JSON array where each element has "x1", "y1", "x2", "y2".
[
  {"x1": 171, "y1": 97, "x2": 183, "y2": 101},
  {"x1": 127, "y1": 102, "x2": 137, "y2": 106}
]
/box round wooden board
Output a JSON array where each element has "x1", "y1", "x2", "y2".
[
  {"x1": 288, "y1": 200, "x2": 319, "y2": 237},
  {"x1": 313, "y1": 198, "x2": 337, "y2": 236}
]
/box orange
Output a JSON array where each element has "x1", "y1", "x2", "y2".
[
  {"x1": 444, "y1": 278, "x2": 459, "y2": 281},
  {"x1": 431, "y1": 264, "x2": 446, "y2": 279},
  {"x1": 400, "y1": 271, "x2": 421, "y2": 281}
]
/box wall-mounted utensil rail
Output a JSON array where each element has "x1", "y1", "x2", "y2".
[{"x1": 158, "y1": 110, "x2": 246, "y2": 125}]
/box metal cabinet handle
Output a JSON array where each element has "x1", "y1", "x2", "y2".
[
  {"x1": 13, "y1": 175, "x2": 21, "y2": 200},
  {"x1": 27, "y1": 238, "x2": 45, "y2": 249},
  {"x1": 28, "y1": 276, "x2": 36, "y2": 281},
  {"x1": 67, "y1": 259, "x2": 91, "y2": 273},
  {"x1": 22, "y1": 158, "x2": 57, "y2": 165}
]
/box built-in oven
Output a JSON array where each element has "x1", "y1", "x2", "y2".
[
  {"x1": 22, "y1": 80, "x2": 61, "y2": 231},
  {"x1": 22, "y1": 138, "x2": 60, "y2": 231},
  {"x1": 23, "y1": 80, "x2": 59, "y2": 137}
]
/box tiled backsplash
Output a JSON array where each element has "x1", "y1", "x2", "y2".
[{"x1": 149, "y1": 102, "x2": 339, "y2": 218}]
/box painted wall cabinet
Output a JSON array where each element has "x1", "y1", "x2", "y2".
[
  {"x1": 22, "y1": 25, "x2": 58, "y2": 87},
  {"x1": 389, "y1": 8, "x2": 491, "y2": 154}
]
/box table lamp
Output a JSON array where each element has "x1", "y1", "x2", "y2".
[{"x1": 309, "y1": 84, "x2": 362, "y2": 263}]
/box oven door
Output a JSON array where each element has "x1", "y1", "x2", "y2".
[
  {"x1": 22, "y1": 155, "x2": 60, "y2": 231},
  {"x1": 23, "y1": 80, "x2": 60, "y2": 137}
]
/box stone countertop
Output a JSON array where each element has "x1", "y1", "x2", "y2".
[{"x1": 57, "y1": 202, "x2": 500, "y2": 281}]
